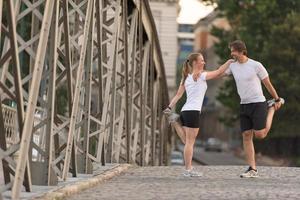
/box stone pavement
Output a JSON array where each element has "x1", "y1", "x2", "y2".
[
  {"x1": 1, "y1": 163, "x2": 131, "y2": 200},
  {"x1": 66, "y1": 166, "x2": 300, "y2": 200}
]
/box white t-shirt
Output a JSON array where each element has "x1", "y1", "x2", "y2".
[
  {"x1": 181, "y1": 72, "x2": 207, "y2": 112},
  {"x1": 225, "y1": 58, "x2": 269, "y2": 104}
]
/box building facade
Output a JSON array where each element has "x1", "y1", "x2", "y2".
[
  {"x1": 149, "y1": 0, "x2": 179, "y2": 96},
  {"x1": 194, "y1": 11, "x2": 240, "y2": 149}
]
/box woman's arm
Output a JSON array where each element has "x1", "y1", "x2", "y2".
[
  {"x1": 205, "y1": 59, "x2": 234, "y2": 80},
  {"x1": 168, "y1": 82, "x2": 185, "y2": 108}
]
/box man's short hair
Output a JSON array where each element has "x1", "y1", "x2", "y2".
[{"x1": 229, "y1": 40, "x2": 247, "y2": 55}]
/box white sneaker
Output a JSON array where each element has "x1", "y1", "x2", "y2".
[
  {"x1": 267, "y1": 98, "x2": 285, "y2": 107},
  {"x1": 168, "y1": 113, "x2": 180, "y2": 124},
  {"x1": 183, "y1": 169, "x2": 191, "y2": 177},
  {"x1": 189, "y1": 169, "x2": 203, "y2": 177},
  {"x1": 183, "y1": 168, "x2": 203, "y2": 177},
  {"x1": 163, "y1": 108, "x2": 180, "y2": 124},
  {"x1": 240, "y1": 167, "x2": 259, "y2": 178}
]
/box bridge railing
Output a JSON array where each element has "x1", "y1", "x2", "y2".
[
  {"x1": 1, "y1": 104, "x2": 19, "y2": 146},
  {"x1": 0, "y1": 0, "x2": 172, "y2": 198}
]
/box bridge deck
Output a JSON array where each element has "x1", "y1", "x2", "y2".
[
  {"x1": 65, "y1": 166, "x2": 300, "y2": 200},
  {"x1": 3, "y1": 164, "x2": 299, "y2": 200}
]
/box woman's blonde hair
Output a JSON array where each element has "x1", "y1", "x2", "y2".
[{"x1": 181, "y1": 53, "x2": 202, "y2": 85}]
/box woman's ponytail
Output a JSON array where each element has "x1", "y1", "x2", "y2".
[
  {"x1": 181, "y1": 59, "x2": 190, "y2": 85},
  {"x1": 181, "y1": 53, "x2": 202, "y2": 85}
]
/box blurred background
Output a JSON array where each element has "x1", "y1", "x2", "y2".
[{"x1": 149, "y1": 0, "x2": 300, "y2": 167}]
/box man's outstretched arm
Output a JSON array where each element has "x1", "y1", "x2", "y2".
[{"x1": 262, "y1": 77, "x2": 282, "y2": 110}]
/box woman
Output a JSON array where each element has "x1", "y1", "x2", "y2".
[{"x1": 164, "y1": 53, "x2": 233, "y2": 177}]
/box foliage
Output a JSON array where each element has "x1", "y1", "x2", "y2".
[{"x1": 202, "y1": 0, "x2": 300, "y2": 137}]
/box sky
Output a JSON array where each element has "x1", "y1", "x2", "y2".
[{"x1": 177, "y1": 0, "x2": 216, "y2": 24}]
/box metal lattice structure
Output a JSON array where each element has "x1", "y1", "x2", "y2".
[{"x1": 0, "y1": 0, "x2": 171, "y2": 198}]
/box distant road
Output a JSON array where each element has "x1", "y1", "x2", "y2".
[{"x1": 177, "y1": 144, "x2": 247, "y2": 165}]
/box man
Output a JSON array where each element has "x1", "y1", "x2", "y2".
[{"x1": 223, "y1": 40, "x2": 284, "y2": 178}]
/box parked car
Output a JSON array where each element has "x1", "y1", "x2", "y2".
[
  {"x1": 170, "y1": 150, "x2": 184, "y2": 165},
  {"x1": 204, "y1": 137, "x2": 222, "y2": 152},
  {"x1": 195, "y1": 139, "x2": 204, "y2": 147}
]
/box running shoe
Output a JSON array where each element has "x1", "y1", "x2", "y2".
[
  {"x1": 267, "y1": 97, "x2": 285, "y2": 107},
  {"x1": 168, "y1": 113, "x2": 180, "y2": 124},
  {"x1": 183, "y1": 167, "x2": 203, "y2": 177},
  {"x1": 240, "y1": 166, "x2": 259, "y2": 178}
]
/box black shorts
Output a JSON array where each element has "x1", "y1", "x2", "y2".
[
  {"x1": 180, "y1": 110, "x2": 201, "y2": 128},
  {"x1": 240, "y1": 101, "x2": 268, "y2": 132}
]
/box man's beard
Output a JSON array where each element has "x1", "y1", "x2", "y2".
[{"x1": 232, "y1": 56, "x2": 238, "y2": 61}]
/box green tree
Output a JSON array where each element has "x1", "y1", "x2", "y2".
[
  {"x1": 56, "y1": 85, "x2": 68, "y2": 116},
  {"x1": 175, "y1": 63, "x2": 186, "y2": 113},
  {"x1": 1, "y1": 2, "x2": 68, "y2": 115},
  {"x1": 203, "y1": 0, "x2": 300, "y2": 137}
]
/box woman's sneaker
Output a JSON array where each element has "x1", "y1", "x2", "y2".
[
  {"x1": 183, "y1": 168, "x2": 203, "y2": 177},
  {"x1": 240, "y1": 166, "x2": 259, "y2": 178},
  {"x1": 168, "y1": 113, "x2": 180, "y2": 124},
  {"x1": 267, "y1": 98, "x2": 285, "y2": 107},
  {"x1": 163, "y1": 108, "x2": 180, "y2": 124}
]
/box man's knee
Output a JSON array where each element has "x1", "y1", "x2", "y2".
[
  {"x1": 242, "y1": 130, "x2": 253, "y2": 141},
  {"x1": 254, "y1": 130, "x2": 266, "y2": 139}
]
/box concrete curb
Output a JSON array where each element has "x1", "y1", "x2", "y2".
[{"x1": 34, "y1": 164, "x2": 133, "y2": 200}]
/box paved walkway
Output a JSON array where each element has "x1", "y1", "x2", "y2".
[
  {"x1": 66, "y1": 166, "x2": 300, "y2": 200},
  {"x1": 1, "y1": 164, "x2": 127, "y2": 200}
]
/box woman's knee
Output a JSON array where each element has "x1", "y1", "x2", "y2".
[{"x1": 185, "y1": 138, "x2": 195, "y2": 146}]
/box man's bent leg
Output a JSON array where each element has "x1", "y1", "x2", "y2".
[
  {"x1": 242, "y1": 130, "x2": 256, "y2": 169},
  {"x1": 254, "y1": 106, "x2": 275, "y2": 139}
]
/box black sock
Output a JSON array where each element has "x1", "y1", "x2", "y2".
[{"x1": 249, "y1": 166, "x2": 257, "y2": 171}]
